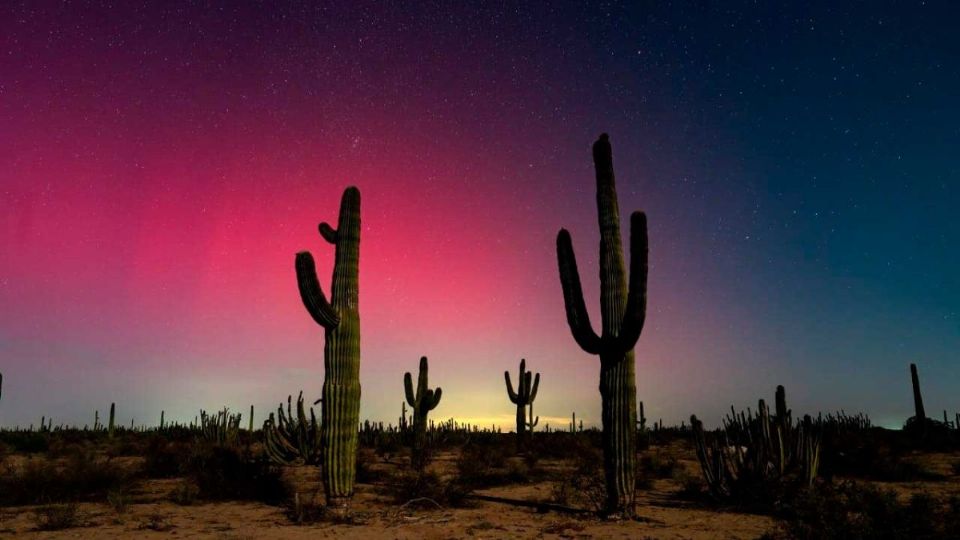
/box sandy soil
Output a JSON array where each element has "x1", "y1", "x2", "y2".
[{"x1": 2, "y1": 444, "x2": 958, "y2": 539}]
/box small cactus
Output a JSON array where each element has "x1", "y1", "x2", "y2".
[
  {"x1": 505, "y1": 359, "x2": 540, "y2": 448},
  {"x1": 200, "y1": 408, "x2": 241, "y2": 446},
  {"x1": 108, "y1": 403, "x2": 116, "y2": 438},
  {"x1": 264, "y1": 392, "x2": 321, "y2": 465},
  {"x1": 404, "y1": 356, "x2": 442, "y2": 470}
]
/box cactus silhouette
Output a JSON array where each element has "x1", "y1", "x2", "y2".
[
  {"x1": 264, "y1": 392, "x2": 321, "y2": 465},
  {"x1": 910, "y1": 363, "x2": 926, "y2": 420},
  {"x1": 505, "y1": 359, "x2": 539, "y2": 448},
  {"x1": 108, "y1": 402, "x2": 116, "y2": 438},
  {"x1": 295, "y1": 186, "x2": 362, "y2": 515},
  {"x1": 404, "y1": 356, "x2": 442, "y2": 470},
  {"x1": 556, "y1": 134, "x2": 648, "y2": 517}
]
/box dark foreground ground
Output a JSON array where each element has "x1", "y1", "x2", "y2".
[{"x1": 1, "y1": 426, "x2": 958, "y2": 539}]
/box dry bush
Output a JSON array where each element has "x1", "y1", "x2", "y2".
[
  {"x1": 0, "y1": 448, "x2": 132, "y2": 506},
  {"x1": 766, "y1": 481, "x2": 960, "y2": 540},
  {"x1": 33, "y1": 503, "x2": 81, "y2": 531},
  {"x1": 182, "y1": 441, "x2": 286, "y2": 503}
]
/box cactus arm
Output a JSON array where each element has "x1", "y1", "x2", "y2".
[
  {"x1": 319, "y1": 222, "x2": 338, "y2": 243},
  {"x1": 504, "y1": 371, "x2": 519, "y2": 403},
  {"x1": 429, "y1": 387, "x2": 442, "y2": 409},
  {"x1": 618, "y1": 211, "x2": 648, "y2": 350},
  {"x1": 404, "y1": 372, "x2": 416, "y2": 407},
  {"x1": 528, "y1": 372, "x2": 540, "y2": 402},
  {"x1": 295, "y1": 252, "x2": 340, "y2": 329},
  {"x1": 557, "y1": 230, "x2": 602, "y2": 354}
]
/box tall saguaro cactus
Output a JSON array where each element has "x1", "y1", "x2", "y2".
[
  {"x1": 295, "y1": 186, "x2": 362, "y2": 515},
  {"x1": 556, "y1": 134, "x2": 648, "y2": 517},
  {"x1": 108, "y1": 402, "x2": 116, "y2": 438},
  {"x1": 505, "y1": 358, "x2": 540, "y2": 447},
  {"x1": 910, "y1": 363, "x2": 926, "y2": 421},
  {"x1": 404, "y1": 356, "x2": 442, "y2": 470}
]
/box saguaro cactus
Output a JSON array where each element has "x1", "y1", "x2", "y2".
[
  {"x1": 505, "y1": 359, "x2": 540, "y2": 447},
  {"x1": 404, "y1": 356, "x2": 442, "y2": 470},
  {"x1": 910, "y1": 363, "x2": 926, "y2": 420},
  {"x1": 295, "y1": 186, "x2": 362, "y2": 515},
  {"x1": 556, "y1": 134, "x2": 648, "y2": 517},
  {"x1": 108, "y1": 402, "x2": 116, "y2": 438}
]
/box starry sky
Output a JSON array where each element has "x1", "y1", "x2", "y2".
[{"x1": 1, "y1": 2, "x2": 957, "y2": 430}]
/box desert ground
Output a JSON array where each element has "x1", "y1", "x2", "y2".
[{"x1": 1, "y1": 425, "x2": 959, "y2": 539}]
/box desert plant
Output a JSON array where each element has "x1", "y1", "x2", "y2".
[
  {"x1": 555, "y1": 133, "x2": 648, "y2": 517},
  {"x1": 263, "y1": 392, "x2": 321, "y2": 465},
  {"x1": 295, "y1": 185, "x2": 362, "y2": 516},
  {"x1": 770, "y1": 481, "x2": 960, "y2": 540},
  {"x1": 404, "y1": 356, "x2": 442, "y2": 471},
  {"x1": 183, "y1": 442, "x2": 285, "y2": 503},
  {"x1": 505, "y1": 358, "x2": 539, "y2": 450},
  {"x1": 108, "y1": 402, "x2": 115, "y2": 438},
  {"x1": 33, "y1": 503, "x2": 80, "y2": 531},
  {"x1": 691, "y1": 386, "x2": 821, "y2": 508},
  {"x1": 199, "y1": 408, "x2": 241, "y2": 446}
]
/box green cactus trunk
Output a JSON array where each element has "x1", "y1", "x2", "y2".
[
  {"x1": 108, "y1": 402, "x2": 116, "y2": 438},
  {"x1": 556, "y1": 134, "x2": 648, "y2": 517},
  {"x1": 296, "y1": 186, "x2": 362, "y2": 515},
  {"x1": 404, "y1": 356, "x2": 442, "y2": 471}
]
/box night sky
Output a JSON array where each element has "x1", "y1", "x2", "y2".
[{"x1": 1, "y1": 2, "x2": 957, "y2": 429}]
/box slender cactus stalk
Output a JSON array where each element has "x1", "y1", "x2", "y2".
[
  {"x1": 556, "y1": 134, "x2": 648, "y2": 517},
  {"x1": 108, "y1": 403, "x2": 116, "y2": 438},
  {"x1": 295, "y1": 186, "x2": 362, "y2": 516},
  {"x1": 910, "y1": 363, "x2": 926, "y2": 420}
]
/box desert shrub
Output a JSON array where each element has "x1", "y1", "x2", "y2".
[
  {"x1": 0, "y1": 449, "x2": 132, "y2": 505},
  {"x1": 138, "y1": 513, "x2": 174, "y2": 532},
  {"x1": 549, "y1": 443, "x2": 605, "y2": 512},
  {"x1": 455, "y1": 441, "x2": 510, "y2": 487},
  {"x1": 821, "y1": 440, "x2": 944, "y2": 482},
  {"x1": 106, "y1": 488, "x2": 129, "y2": 514},
  {"x1": 639, "y1": 449, "x2": 678, "y2": 479},
  {"x1": 0, "y1": 431, "x2": 49, "y2": 453},
  {"x1": 169, "y1": 481, "x2": 199, "y2": 506},
  {"x1": 770, "y1": 481, "x2": 960, "y2": 540},
  {"x1": 390, "y1": 470, "x2": 471, "y2": 508},
  {"x1": 33, "y1": 503, "x2": 81, "y2": 531},
  {"x1": 182, "y1": 442, "x2": 285, "y2": 503},
  {"x1": 142, "y1": 436, "x2": 189, "y2": 478}
]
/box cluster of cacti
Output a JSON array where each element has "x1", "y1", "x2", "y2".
[
  {"x1": 199, "y1": 408, "x2": 242, "y2": 446},
  {"x1": 295, "y1": 186, "x2": 362, "y2": 516},
  {"x1": 691, "y1": 385, "x2": 821, "y2": 501},
  {"x1": 264, "y1": 392, "x2": 321, "y2": 465},
  {"x1": 556, "y1": 134, "x2": 648, "y2": 517},
  {"x1": 505, "y1": 358, "x2": 539, "y2": 448},
  {"x1": 404, "y1": 356, "x2": 442, "y2": 470}
]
